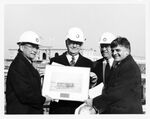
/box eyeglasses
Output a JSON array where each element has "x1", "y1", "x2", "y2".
[{"x1": 24, "y1": 44, "x2": 39, "y2": 50}]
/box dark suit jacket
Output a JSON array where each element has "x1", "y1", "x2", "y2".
[
  {"x1": 93, "y1": 55, "x2": 143, "y2": 114},
  {"x1": 6, "y1": 50, "x2": 46, "y2": 114},
  {"x1": 49, "y1": 52, "x2": 93, "y2": 114},
  {"x1": 92, "y1": 58, "x2": 105, "y2": 85}
]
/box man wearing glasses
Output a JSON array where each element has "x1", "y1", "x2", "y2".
[
  {"x1": 49, "y1": 27, "x2": 97, "y2": 114},
  {"x1": 6, "y1": 31, "x2": 52, "y2": 114}
]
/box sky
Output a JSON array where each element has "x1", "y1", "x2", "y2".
[{"x1": 4, "y1": 2, "x2": 146, "y2": 59}]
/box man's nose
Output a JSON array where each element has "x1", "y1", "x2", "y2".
[
  {"x1": 102, "y1": 47, "x2": 107, "y2": 50},
  {"x1": 112, "y1": 50, "x2": 117, "y2": 55},
  {"x1": 72, "y1": 43, "x2": 77, "y2": 47}
]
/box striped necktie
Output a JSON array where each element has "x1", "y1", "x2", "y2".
[{"x1": 70, "y1": 55, "x2": 76, "y2": 66}]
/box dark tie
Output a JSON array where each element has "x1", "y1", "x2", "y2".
[
  {"x1": 70, "y1": 56, "x2": 76, "y2": 66},
  {"x1": 104, "y1": 60, "x2": 111, "y2": 84},
  {"x1": 112, "y1": 61, "x2": 119, "y2": 69}
]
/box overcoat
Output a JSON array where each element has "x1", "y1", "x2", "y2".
[
  {"x1": 92, "y1": 58, "x2": 105, "y2": 85},
  {"x1": 49, "y1": 52, "x2": 93, "y2": 114},
  {"x1": 93, "y1": 55, "x2": 143, "y2": 114},
  {"x1": 6, "y1": 50, "x2": 46, "y2": 114}
]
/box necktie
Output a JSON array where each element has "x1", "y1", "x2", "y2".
[
  {"x1": 112, "y1": 61, "x2": 119, "y2": 69},
  {"x1": 104, "y1": 60, "x2": 111, "y2": 84},
  {"x1": 70, "y1": 56, "x2": 76, "y2": 66}
]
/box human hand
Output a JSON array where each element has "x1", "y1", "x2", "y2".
[
  {"x1": 44, "y1": 95, "x2": 53, "y2": 105},
  {"x1": 90, "y1": 72, "x2": 98, "y2": 88},
  {"x1": 85, "y1": 98, "x2": 93, "y2": 107}
]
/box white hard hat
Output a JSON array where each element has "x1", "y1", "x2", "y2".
[
  {"x1": 17, "y1": 31, "x2": 41, "y2": 45},
  {"x1": 99, "y1": 32, "x2": 116, "y2": 44},
  {"x1": 66, "y1": 27, "x2": 86, "y2": 42}
]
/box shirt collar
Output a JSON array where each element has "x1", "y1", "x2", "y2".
[
  {"x1": 66, "y1": 53, "x2": 79, "y2": 63},
  {"x1": 103, "y1": 57, "x2": 114, "y2": 67}
]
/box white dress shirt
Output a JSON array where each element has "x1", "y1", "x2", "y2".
[{"x1": 66, "y1": 53, "x2": 79, "y2": 64}]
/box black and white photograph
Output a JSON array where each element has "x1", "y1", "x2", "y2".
[{"x1": 1, "y1": 0, "x2": 149, "y2": 119}]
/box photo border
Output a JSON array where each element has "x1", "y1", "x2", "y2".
[{"x1": 1, "y1": 0, "x2": 149, "y2": 119}]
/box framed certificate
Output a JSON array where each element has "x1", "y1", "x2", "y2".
[{"x1": 42, "y1": 65, "x2": 90, "y2": 101}]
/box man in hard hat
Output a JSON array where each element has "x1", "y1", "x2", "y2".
[
  {"x1": 83, "y1": 32, "x2": 116, "y2": 114},
  {"x1": 6, "y1": 31, "x2": 52, "y2": 114},
  {"x1": 49, "y1": 27, "x2": 97, "y2": 114},
  {"x1": 86, "y1": 37, "x2": 143, "y2": 114},
  {"x1": 93, "y1": 32, "x2": 117, "y2": 86}
]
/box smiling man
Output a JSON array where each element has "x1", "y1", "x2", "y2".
[
  {"x1": 111, "y1": 37, "x2": 131, "y2": 62},
  {"x1": 49, "y1": 27, "x2": 97, "y2": 114},
  {"x1": 93, "y1": 32, "x2": 117, "y2": 86},
  {"x1": 86, "y1": 37, "x2": 143, "y2": 114},
  {"x1": 6, "y1": 31, "x2": 52, "y2": 114}
]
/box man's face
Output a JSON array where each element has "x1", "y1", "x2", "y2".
[
  {"x1": 111, "y1": 45, "x2": 129, "y2": 62},
  {"x1": 100, "y1": 44, "x2": 112, "y2": 60},
  {"x1": 21, "y1": 43, "x2": 39, "y2": 60},
  {"x1": 66, "y1": 39, "x2": 83, "y2": 56}
]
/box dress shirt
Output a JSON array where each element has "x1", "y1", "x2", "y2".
[{"x1": 66, "y1": 53, "x2": 79, "y2": 65}]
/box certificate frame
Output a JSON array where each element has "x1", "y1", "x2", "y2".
[{"x1": 42, "y1": 65, "x2": 90, "y2": 101}]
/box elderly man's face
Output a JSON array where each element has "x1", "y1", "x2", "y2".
[
  {"x1": 100, "y1": 44, "x2": 112, "y2": 60},
  {"x1": 21, "y1": 43, "x2": 39, "y2": 60},
  {"x1": 66, "y1": 39, "x2": 83, "y2": 56},
  {"x1": 111, "y1": 45, "x2": 129, "y2": 62}
]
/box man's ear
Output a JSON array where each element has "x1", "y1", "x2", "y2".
[
  {"x1": 19, "y1": 45, "x2": 24, "y2": 52},
  {"x1": 125, "y1": 49, "x2": 130, "y2": 56}
]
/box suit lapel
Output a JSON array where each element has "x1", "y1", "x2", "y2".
[
  {"x1": 62, "y1": 52, "x2": 70, "y2": 66},
  {"x1": 19, "y1": 52, "x2": 41, "y2": 83}
]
